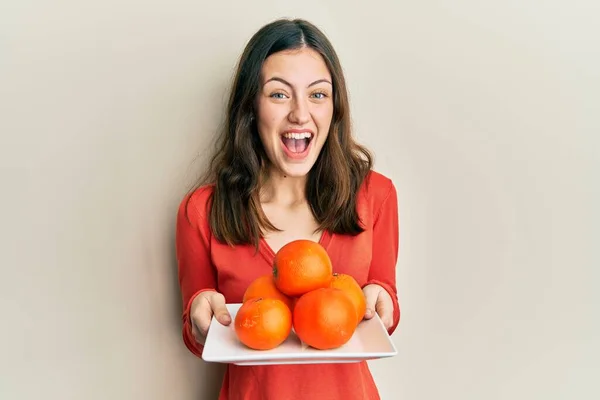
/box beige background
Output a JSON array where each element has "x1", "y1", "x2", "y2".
[{"x1": 1, "y1": 1, "x2": 598, "y2": 399}]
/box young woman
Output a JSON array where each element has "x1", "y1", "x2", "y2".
[{"x1": 176, "y1": 18, "x2": 400, "y2": 400}]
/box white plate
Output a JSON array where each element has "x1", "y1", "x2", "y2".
[{"x1": 201, "y1": 303, "x2": 398, "y2": 366}]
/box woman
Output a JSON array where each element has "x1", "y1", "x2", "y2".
[{"x1": 176, "y1": 18, "x2": 400, "y2": 400}]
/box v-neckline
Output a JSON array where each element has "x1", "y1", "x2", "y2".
[{"x1": 258, "y1": 230, "x2": 333, "y2": 265}]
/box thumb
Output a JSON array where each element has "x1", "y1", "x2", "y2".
[
  {"x1": 363, "y1": 285, "x2": 379, "y2": 320},
  {"x1": 207, "y1": 293, "x2": 231, "y2": 326}
]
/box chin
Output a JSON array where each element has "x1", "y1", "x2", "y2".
[{"x1": 278, "y1": 161, "x2": 315, "y2": 178}]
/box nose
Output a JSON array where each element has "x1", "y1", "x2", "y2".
[{"x1": 288, "y1": 97, "x2": 310, "y2": 125}]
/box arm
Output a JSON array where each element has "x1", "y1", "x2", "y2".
[
  {"x1": 365, "y1": 180, "x2": 401, "y2": 335},
  {"x1": 176, "y1": 191, "x2": 217, "y2": 357}
]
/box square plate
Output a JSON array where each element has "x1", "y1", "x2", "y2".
[{"x1": 201, "y1": 303, "x2": 398, "y2": 366}]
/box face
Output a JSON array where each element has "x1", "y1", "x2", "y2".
[{"x1": 255, "y1": 47, "x2": 334, "y2": 178}]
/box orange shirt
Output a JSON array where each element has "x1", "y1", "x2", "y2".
[{"x1": 176, "y1": 170, "x2": 400, "y2": 400}]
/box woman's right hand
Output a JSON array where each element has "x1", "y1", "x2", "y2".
[{"x1": 189, "y1": 290, "x2": 232, "y2": 345}]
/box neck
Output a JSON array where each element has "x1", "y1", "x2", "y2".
[{"x1": 260, "y1": 168, "x2": 307, "y2": 206}]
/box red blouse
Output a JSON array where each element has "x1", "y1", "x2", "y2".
[{"x1": 176, "y1": 170, "x2": 400, "y2": 400}]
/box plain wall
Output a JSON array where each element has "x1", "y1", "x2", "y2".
[{"x1": 1, "y1": 1, "x2": 598, "y2": 399}]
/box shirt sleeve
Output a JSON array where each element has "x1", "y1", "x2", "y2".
[
  {"x1": 365, "y1": 180, "x2": 401, "y2": 336},
  {"x1": 175, "y1": 191, "x2": 218, "y2": 358}
]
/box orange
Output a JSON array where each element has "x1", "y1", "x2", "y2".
[
  {"x1": 292, "y1": 287, "x2": 357, "y2": 350},
  {"x1": 273, "y1": 239, "x2": 333, "y2": 297},
  {"x1": 234, "y1": 298, "x2": 292, "y2": 350},
  {"x1": 243, "y1": 274, "x2": 294, "y2": 311},
  {"x1": 329, "y1": 273, "x2": 367, "y2": 324}
]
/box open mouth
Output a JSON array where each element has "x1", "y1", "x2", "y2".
[{"x1": 280, "y1": 131, "x2": 314, "y2": 154}]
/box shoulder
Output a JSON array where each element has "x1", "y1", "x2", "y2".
[
  {"x1": 359, "y1": 170, "x2": 397, "y2": 218},
  {"x1": 361, "y1": 170, "x2": 396, "y2": 202},
  {"x1": 177, "y1": 184, "x2": 215, "y2": 228}
]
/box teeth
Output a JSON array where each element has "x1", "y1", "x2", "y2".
[{"x1": 282, "y1": 132, "x2": 312, "y2": 140}]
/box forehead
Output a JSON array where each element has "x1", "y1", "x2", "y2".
[{"x1": 261, "y1": 47, "x2": 331, "y2": 83}]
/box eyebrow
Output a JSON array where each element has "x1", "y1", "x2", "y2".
[{"x1": 264, "y1": 77, "x2": 332, "y2": 88}]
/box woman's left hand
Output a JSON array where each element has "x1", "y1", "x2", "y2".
[{"x1": 362, "y1": 284, "x2": 393, "y2": 329}]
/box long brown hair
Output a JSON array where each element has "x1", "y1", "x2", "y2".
[{"x1": 192, "y1": 18, "x2": 373, "y2": 248}]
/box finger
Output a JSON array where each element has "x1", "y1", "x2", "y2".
[
  {"x1": 207, "y1": 292, "x2": 232, "y2": 326},
  {"x1": 375, "y1": 291, "x2": 393, "y2": 329},
  {"x1": 362, "y1": 286, "x2": 379, "y2": 320},
  {"x1": 191, "y1": 296, "x2": 214, "y2": 337},
  {"x1": 191, "y1": 321, "x2": 199, "y2": 340},
  {"x1": 190, "y1": 322, "x2": 206, "y2": 346}
]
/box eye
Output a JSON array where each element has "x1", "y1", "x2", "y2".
[
  {"x1": 311, "y1": 91, "x2": 328, "y2": 99},
  {"x1": 270, "y1": 92, "x2": 288, "y2": 99}
]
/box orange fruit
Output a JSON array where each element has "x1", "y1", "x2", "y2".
[
  {"x1": 273, "y1": 239, "x2": 333, "y2": 297},
  {"x1": 329, "y1": 273, "x2": 367, "y2": 324},
  {"x1": 243, "y1": 274, "x2": 294, "y2": 310},
  {"x1": 234, "y1": 298, "x2": 292, "y2": 350},
  {"x1": 292, "y1": 287, "x2": 357, "y2": 350}
]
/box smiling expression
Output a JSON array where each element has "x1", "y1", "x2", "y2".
[{"x1": 255, "y1": 47, "x2": 334, "y2": 178}]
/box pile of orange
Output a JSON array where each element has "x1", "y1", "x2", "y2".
[{"x1": 234, "y1": 239, "x2": 366, "y2": 351}]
